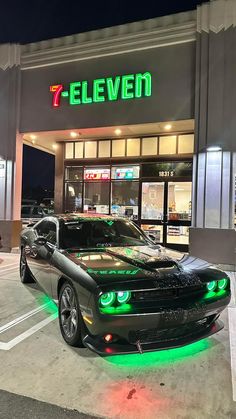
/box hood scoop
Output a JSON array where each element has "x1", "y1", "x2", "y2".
[{"x1": 145, "y1": 259, "x2": 179, "y2": 270}]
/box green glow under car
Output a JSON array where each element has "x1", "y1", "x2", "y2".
[{"x1": 105, "y1": 338, "x2": 212, "y2": 368}]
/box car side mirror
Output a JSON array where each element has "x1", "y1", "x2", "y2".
[
  {"x1": 35, "y1": 236, "x2": 47, "y2": 246},
  {"x1": 147, "y1": 233, "x2": 159, "y2": 244}
]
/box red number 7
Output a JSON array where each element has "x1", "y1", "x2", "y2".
[{"x1": 50, "y1": 84, "x2": 63, "y2": 107}]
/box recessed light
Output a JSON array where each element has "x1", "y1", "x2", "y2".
[
  {"x1": 32, "y1": 140, "x2": 36, "y2": 145},
  {"x1": 52, "y1": 143, "x2": 58, "y2": 150},
  {"x1": 30, "y1": 134, "x2": 36, "y2": 140},
  {"x1": 115, "y1": 129, "x2": 121, "y2": 135},
  {"x1": 206, "y1": 146, "x2": 222, "y2": 152},
  {"x1": 164, "y1": 124, "x2": 172, "y2": 130},
  {"x1": 70, "y1": 132, "x2": 78, "y2": 138}
]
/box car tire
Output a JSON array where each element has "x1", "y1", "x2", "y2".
[
  {"x1": 20, "y1": 248, "x2": 34, "y2": 284},
  {"x1": 59, "y1": 281, "x2": 84, "y2": 347}
]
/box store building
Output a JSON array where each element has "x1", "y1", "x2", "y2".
[{"x1": 0, "y1": 0, "x2": 236, "y2": 263}]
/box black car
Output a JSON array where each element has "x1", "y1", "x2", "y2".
[{"x1": 20, "y1": 214, "x2": 230, "y2": 355}]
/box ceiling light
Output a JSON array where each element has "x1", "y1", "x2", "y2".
[
  {"x1": 206, "y1": 146, "x2": 222, "y2": 152},
  {"x1": 52, "y1": 143, "x2": 58, "y2": 150},
  {"x1": 164, "y1": 124, "x2": 172, "y2": 130},
  {"x1": 30, "y1": 134, "x2": 36, "y2": 140},
  {"x1": 32, "y1": 140, "x2": 36, "y2": 145},
  {"x1": 70, "y1": 131, "x2": 78, "y2": 138},
  {"x1": 115, "y1": 129, "x2": 121, "y2": 136}
]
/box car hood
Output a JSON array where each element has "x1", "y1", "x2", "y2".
[{"x1": 66, "y1": 246, "x2": 212, "y2": 286}]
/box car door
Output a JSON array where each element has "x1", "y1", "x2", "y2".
[{"x1": 27, "y1": 218, "x2": 57, "y2": 296}]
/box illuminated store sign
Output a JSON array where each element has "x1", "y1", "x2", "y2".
[
  {"x1": 50, "y1": 72, "x2": 152, "y2": 107},
  {"x1": 84, "y1": 168, "x2": 110, "y2": 181},
  {"x1": 115, "y1": 167, "x2": 134, "y2": 180}
]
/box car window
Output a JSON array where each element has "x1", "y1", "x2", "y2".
[
  {"x1": 21, "y1": 206, "x2": 31, "y2": 216},
  {"x1": 61, "y1": 219, "x2": 149, "y2": 249},
  {"x1": 35, "y1": 220, "x2": 57, "y2": 245}
]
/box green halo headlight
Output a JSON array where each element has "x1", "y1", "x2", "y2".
[
  {"x1": 117, "y1": 291, "x2": 131, "y2": 304},
  {"x1": 99, "y1": 292, "x2": 116, "y2": 307},
  {"x1": 218, "y1": 278, "x2": 228, "y2": 290},
  {"x1": 206, "y1": 281, "x2": 217, "y2": 292}
]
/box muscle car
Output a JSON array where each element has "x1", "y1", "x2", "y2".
[{"x1": 20, "y1": 214, "x2": 230, "y2": 355}]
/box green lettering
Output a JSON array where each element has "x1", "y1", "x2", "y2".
[
  {"x1": 93, "y1": 78, "x2": 105, "y2": 102},
  {"x1": 81, "y1": 81, "x2": 92, "y2": 104},
  {"x1": 121, "y1": 74, "x2": 134, "y2": 99},
  {"x1": 106, "y1": 76, "x2": 121, "y2": 101},
  {"x1": 69, "y1": 82, "x2": 81, "y2": 105},
  {"x1": 135, "y1": 72, "x2": 152, "y2": 98}
]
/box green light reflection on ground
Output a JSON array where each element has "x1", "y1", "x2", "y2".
[
  {"x1": 105, "y1": 338, "x2": 212, "y2": 369},
  {"x1": 36, "y1": 294, "x2": 58, "y2": 315}
]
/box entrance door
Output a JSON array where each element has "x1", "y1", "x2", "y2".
[{"x1": 141, "y1": 181, "x2": 191, "y2": 251}]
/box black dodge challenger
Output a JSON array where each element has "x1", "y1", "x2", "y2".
[{"x1": 20, "y1": 214, "x2": 230, "y2": 355}]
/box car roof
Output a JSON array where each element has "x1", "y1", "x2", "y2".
[{"x1": 52, "y1": 213, "x2": 125, "y2": 223}]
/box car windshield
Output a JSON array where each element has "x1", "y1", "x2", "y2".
[{"x1": 61, "y1": 219, "x2": 150, "y2": 249}]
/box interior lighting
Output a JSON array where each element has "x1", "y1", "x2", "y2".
[
  {"x1": 164, "y1": 124, "x2": 172, "y2": 130},
  {"x1": 115, "y1": 129, "x2": 122, "y2": 135},
  {"x1": 52, "y1": 143, "x2": 58, "y2": 150},
  {"x1": 206, "y1": 146, "x2": 222, "y2": 152},
  {"x1": 206, "y1": 281, "x2": 217, "y2": 292},
  {"x1": 30, "y1": 134, "x2": 36, "y2": 140},
  {"x1": 70, "y1": 131, "x2": 78, "y2": 138}
]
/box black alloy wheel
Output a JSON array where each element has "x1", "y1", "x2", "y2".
[
  {"x1": 20, "y1": 248, "x2": 34, "y2": 283},
  {"x1": 59, "y1": 282, "x2": 84, "y2": 347}
]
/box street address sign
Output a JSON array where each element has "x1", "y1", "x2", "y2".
[{"x1": 50, "y1": 72, "x2": 152, "y2": 107}]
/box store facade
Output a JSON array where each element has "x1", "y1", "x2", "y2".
[{"x1": 0, "y1": 0, "x2": 236, "y2": 263}]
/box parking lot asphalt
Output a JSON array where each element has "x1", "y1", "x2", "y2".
[{"x1": 0, "y1": 253, "x2": 236, "y2": 419}]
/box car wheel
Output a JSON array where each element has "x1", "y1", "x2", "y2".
[
  {"x1": 59, "y1": 282, "x2": 84, "y2": 347},
  {"x1": 20, "y1": 248, "x2": 34, "y2": 283}
]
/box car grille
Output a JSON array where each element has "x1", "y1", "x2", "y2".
[
  {"x1": 128, "y1": 317, "x2": 212, "y2": 344},
  {"x1": 132, "y1": 285, "x2": 205, "y2": 302}
]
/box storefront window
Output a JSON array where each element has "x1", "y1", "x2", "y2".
[
  {"x1": 75, "y1": 142, "x2": 84, "y2": 158},
  {"x1": 159, "y1": 136, "x2": 177, "y2": 155},
  {"x1": 65, "y1": 167, "x2": 83, "y2": 181},
  {"x1": 85, "y1": 141, "x2": 97, "y2": 158},
  {"x1": 141, "y1": 224, "x2": 163, "y2": 243},
  {"x1": 112, "y1": 139, "x2": 126, "y2": 157},
  {"x1": 126, "y1": 138, "x2": 140, "y2": 156},
  {"x1": 111, "y1": 165, "x2": 140, "y2": 180},
  {"x1": 84, "y1": 182, "x2": 109, "y2": 214},
  {"x1": 142, "y1": 137, "x2": 158, "y2": 156},
  {"x1": 167, "y1": 226, "x2": 189, "y2": 245},
  {"x1": 65, "y1": 183, "x2": 82, "y2": 212},
  {"x1": 111, "y1": 181, "x2": 139, "y2": 218},
  {"x1": 178, "y1": 134, "x2": 194, "y2": 154},
  {"x1": 168, "y1": 182, "x2": 192, "y2": 221},
  {"x1": 141, "y1": 182, "x2": 164, "y2": 220},
  {"x1": 65, "y1": 143, "x2": 74, "y2": 159},
  {"x1": 98, "y1": 140, "x2": 111, "y2": 158}
]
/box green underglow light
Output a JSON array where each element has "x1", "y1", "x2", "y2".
[
  {"x1": 218, "y1": 278, "x2": 228, "y2": 290},
  {"x1": 101, "y1": 304, "x2": 132, "y2": 315},
  {"x1": 117, "y1": 291, "x2": 131, "y2": 304},
  {"x1": 105, "y1": 338, "x2": 212, "y2": 368},
  {"x1": 206, "y1": 281, "x2": 217, "y2": 292},
  {"x1": 100, "y1": 292, "x2": 116, "y2": 307}
]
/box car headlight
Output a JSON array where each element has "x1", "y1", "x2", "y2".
[
  {"x1": 117, "y1": 291, "x2": 131, "y2": 304},
  {"x1": 206, "y1": 278, "x2": 228, "y2": 292},
  {"x1": 99, "y1": 292, "x2": 116, "y2": 307}
]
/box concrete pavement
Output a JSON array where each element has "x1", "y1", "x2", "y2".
[{"x1": 0, "y1": 253, "x2": 236, "y2": 418}]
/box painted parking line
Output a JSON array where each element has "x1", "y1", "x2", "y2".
[
  {"x1": 0, "y1": 303, "x2": 52, "y2": 334},
  {"x1": 0, "y1": 265, "x2": 19, "y2": 276},
  {"x1": 0, "y1": 313, "x2": 58, "y2": 351}
]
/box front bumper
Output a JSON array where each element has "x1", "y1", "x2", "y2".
[
  {"x1": 83, "y1": 318, "x2": 223, "y2": 355},
  {"x1": 82, "y1": 292, "x2": 230, "y2": 355}
]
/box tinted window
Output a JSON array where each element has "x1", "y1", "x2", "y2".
[
  {"x1": 61, "y1": 219, "x2": 149, "y2": 249},
  {"x1": 35, "y1": 220, "x2": 57, "y2": 245},
  {"x1": 32, "y1": 206, "x2": 43, "y2": 216},
  {"x1": 21, "y1": 206, "x2": 31, "y2": 216}
]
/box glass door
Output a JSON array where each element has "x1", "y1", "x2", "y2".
[
  {"x1": 141, "y1": 182, "x2": 165, "y2": 244},
  {"x1": 166, "y1": 181, "x2": 191, "y2": 249},
  {"x1": 141, "y1": 181, "x2": 192, "y2": 251}
]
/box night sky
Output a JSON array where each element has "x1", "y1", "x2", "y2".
[{"x1": 14, "y1": 0, "x2": 207, "y2": 199}]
